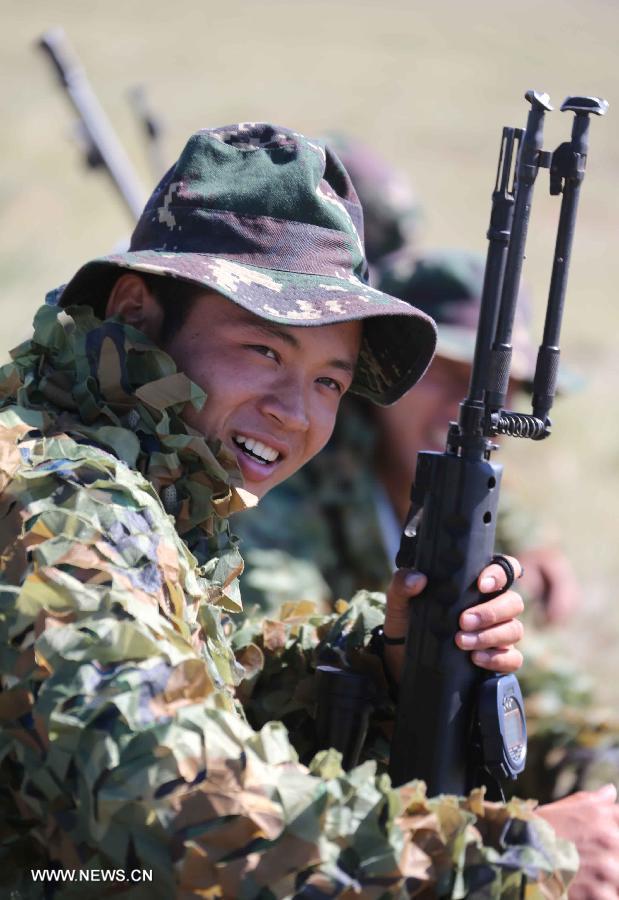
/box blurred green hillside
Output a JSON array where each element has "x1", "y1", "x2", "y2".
[{"x1": 2, "y1": 0, "x2": 618, "y2": 696}]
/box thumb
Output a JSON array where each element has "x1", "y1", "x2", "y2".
[{"x1": 595, "y1": 783, "x2": 618, "y2": 803}]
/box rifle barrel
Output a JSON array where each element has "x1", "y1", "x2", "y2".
[{"x1": 38, "y1": 28, "x2": 147, "y2": 222}]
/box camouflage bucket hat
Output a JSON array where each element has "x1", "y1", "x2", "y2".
[
  {"x1": 379, "y1": 248, "x2": 579, "y2": 392},
  {"x1": 323, "y1": 133, "x2": 422, "y2": 265},
  {"x1": 58, "y1": 123, "x2": 436, "y2": 405},
  {"x1": 378, "y1": 250, "x2": 532, "y2": 380}
]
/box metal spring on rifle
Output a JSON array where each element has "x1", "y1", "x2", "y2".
[{"x1": 494, "y1": 412, "x2": 547, "y2": 439}]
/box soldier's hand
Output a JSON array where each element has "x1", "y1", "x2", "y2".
[
  {"x1": 384, "y1": 555, "x2": 524, "y2": 684},
  {"x1": 536, "y1": 784, "x2": 619, "y2": 899},
  {"x1": 518, "y1": 544, "x2": 581, "y2": 624}
]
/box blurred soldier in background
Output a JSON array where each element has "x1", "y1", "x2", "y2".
[{"x1": 324, "y1": 133, "x2": 422, "y2": 282}]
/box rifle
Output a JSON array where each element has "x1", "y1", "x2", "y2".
[
  {"x1": 38, "y1": 28, "x2": 147, "y2": 222},
  {"x1": 388, "y1": 91, "x2": 608, "y2": 798}
]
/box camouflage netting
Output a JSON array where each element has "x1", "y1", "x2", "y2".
[{"x1": 0, "y1": 305, "x2": 578, "y2": 897}]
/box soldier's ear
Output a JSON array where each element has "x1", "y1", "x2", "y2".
[{"x1": 105, "y1": 274, "x2": 164, "y2": 341}]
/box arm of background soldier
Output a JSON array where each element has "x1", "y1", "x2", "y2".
[
  {"x1": 518, "y1": 544, "x2": 581, "y2": 624},
  {"x1": 0, "y1": 432, "x2": 577, "y2": 897},
  {"x1": 496, "y1": 496, "x2": 581, "y2": 624},
  {"x1": 536, "y1": 785, "x2": 619, "y2": 899}
]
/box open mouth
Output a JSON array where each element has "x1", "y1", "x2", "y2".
[{"x1": 233, "y1": 434, "x2": 282, "y2": 466}]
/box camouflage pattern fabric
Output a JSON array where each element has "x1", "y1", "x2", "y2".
[
  {"x1": 378, "y1": 249, "x2": 536, "y2": 384},
  {"x1": 0, "y1": 304, "x2": 577, "y2": 897},
  {"x1": 322, "y1": 134, "x2": 422, "y2": 268},
  {"x1": 232, "y1": 592, "x2": 579, "y2": 896}
]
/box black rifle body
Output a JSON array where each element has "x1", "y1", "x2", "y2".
[{"x1": 389, "y1": 451, "x2": 502, "y2": 791}]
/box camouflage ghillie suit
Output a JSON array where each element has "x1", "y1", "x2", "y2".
[{"x1": 0, "y1": 304, "x2": 579, "y2": 898}]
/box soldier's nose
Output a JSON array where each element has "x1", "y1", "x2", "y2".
[{"x1": 258, "y1": 386, "x2": 310, "y2": 432}]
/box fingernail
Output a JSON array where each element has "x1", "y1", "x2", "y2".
[
  {"x1": 405, "y1": 573, "x2": 423, "y2": 589},
  {"x1": 472, "y1": 650, "x2": 490, "y2": 665},
  {"x1": 461, "y1": 612, "x2": 481, "y2": 628},
  {"x1": 597, "y1": 783, "x2": 618, "y2": 801},
  {"x1": 457, "y1": 633, "x2": 476, "y2": 648},
  {"x1": 480, "y1": 576, "x2": 497, "y2": 591}
]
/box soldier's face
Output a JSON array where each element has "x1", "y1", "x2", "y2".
[
  {"x1": 377, "y1": 356, "x2": 472, "y2": 465},
  {"x1": 165, "y1": 292, "x2": 362, "y2": 498},
  {"x1": 375, "y1": 355, "x2": 515, "y2": 483}
]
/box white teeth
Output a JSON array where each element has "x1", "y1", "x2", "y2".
[{"x1": 234, "y1": 434, "x2": 280, "y2": 463}]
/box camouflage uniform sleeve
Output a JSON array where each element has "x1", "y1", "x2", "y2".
[{"x1": 0, "y1": 424, "x2": 577, "y2": 897}]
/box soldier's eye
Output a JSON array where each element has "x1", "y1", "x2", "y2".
[
  {"x1": 316, "y1": 376, "x2": 343, "y2": 394},
  {"x1": 248, "y1": 345, "x2": 279, "y2": 361}
]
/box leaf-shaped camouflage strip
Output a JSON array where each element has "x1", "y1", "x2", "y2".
[{"x1": 0, "y1": 304, "x2": 248, "y2": 541}]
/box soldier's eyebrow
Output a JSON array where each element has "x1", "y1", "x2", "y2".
[
  {"x1": 237, "y1": 315, "x2": 357, "y2": 375},
  {"x1": 239, "y1": 317, "x2": 301, "y2": 349}
]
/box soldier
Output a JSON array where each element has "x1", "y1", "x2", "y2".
[
  {"x1": 322, "y1": 133, "x2": 422, "y2": 281},
  {"x1": 0, "y1": 124, "x2": 616, "y2": 897}
]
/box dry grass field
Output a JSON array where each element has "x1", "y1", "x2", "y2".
[{"x1": 2, "y1": 0, "x2": 618, "y2": 697}]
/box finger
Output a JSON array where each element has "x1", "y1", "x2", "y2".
[
  {"x1": 478, "y1": 555, "x2": 523, "y2": 592},
  {"x1": 387, "y1": 569, "x2": 427, "y2": 608},
  {"x1": 385, "y1": 569, "x2": 428, "y2": 632},
  {"x1": 572, "y1": 878, "x2": 619, "y2": 900},
  {"x1": 471, "y1": 646, "x2": 523, "y2": 673},
  {"x1": 455, "y1": 618, "x2": 524, "y2": 651},
  {"x1": 460, "y1": 591, "x2": 524, "y2": 630},
  {"x1": 596, "y1": 783, "x2": 618, "y2": 803},
  {"x1": 594, "y1": 857, "x2": 619, "y2": 882},
  {"x1": 595, "y1": 829, "x2": 619, "y2": 852}
]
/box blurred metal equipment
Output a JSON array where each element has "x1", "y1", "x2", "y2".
[
  {"x1": 127, "y1": 84, "x2": 167, "y2": 183},
  {"x1": 38, "y1": 28, "x2": 147, "y2": 222}
]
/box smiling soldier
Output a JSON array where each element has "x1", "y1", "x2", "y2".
[{"x1": 0, "y1": 123, "x2": 612, "y2": 897}]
